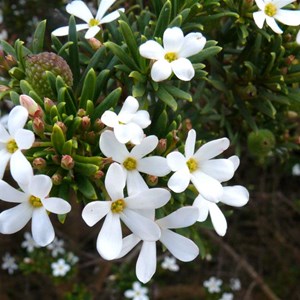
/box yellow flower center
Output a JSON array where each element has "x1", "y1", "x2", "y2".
[
  {"x1": 6, "y1": 139, "x2": 18, "y2": 154},
  {"x1": 164, "y1": 52, "x2": 178, "y2": 62},
  {"x1": 123, "y1": 157, "x2": 137, "y2": 171},
  {"x1": 186, "y1": 157, "x2": 198, "y2": 173},
  {"x1": 264, "y1": 3, "x2": 277, "y2": 17},
  {"x1": 29, "y1": 195, "x2": 43, "y2": 208},
  {"x1": 89, "y1": 18, "x2": 100, "y2": 27},
  {"x1": 111, "y1": 199, "x2": 126, "y2": 213}
]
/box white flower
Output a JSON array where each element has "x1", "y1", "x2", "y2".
[
  {"x1": 124, "y1": 281, "x2": 149, "y2": 300},
  {"x1": 21, "y1": 232, "x2": 40, "y2": 253},
  {"x1": 253, "y1": 0, "x2": 300, "y2": 34},
  {"x1": 139, "y1": 27, "x2": 206, "y2": 82},
  {"x1": 82, "y1": 163, "x2": 170, "y2": 260},
  {"x1": 193, "y1": 184, "x2": 249, "y2": 236},
  {"x1": 292, "y1": 163, "x2": 300, "y2": 176},
  {"x1": 161, "y1": 256, "x2": 179, "y2": 272},
  {"x1": 117, "y1": 206, "x2": 199, "y2": 283},
  {"x1": 219, "y1": 292, "x2": 234, "y2": 300},
  {"x1": 47, "y1": 237, "x2": 65, "y2": 257},
  {"x1": 0, "y1": 157, "x2": 71, "y2": 246},
  {"x1": 203, "y1": 276, "x2": 223, "y2": 293},
  {"x1": 100, "y1": 130, "x2": 170, "y2": 194},
  {"x1": 167, "y1": 129, "x2": 235, "y2": 202},
  {"x1": 297, "y1": 30, "x2": 300, "y2": 44},
  {"x1": 0, "y1": 29, "x2": 8, "y2": 40},
  {"x1": 2, "y1": 253, "x2": 18, "y2": 275},
  {"x1": 66, "y1": 252, "x2": 79, "y2": 265},
  {"x1": 51, "y1": 258, "x2": 71, "y2": 277},
  {"x1": 52, "y1": 0, "x2": 124, "y2": 39},
  {"x1": 0, "y1": 114, "x2": 9, "y2": 129},
  {"x1": 0, "y1": 105, "x2": 34, "y2": 180},
  {"x1": 101, "y1": 96, "x2": 151, "y2": 145},
  {"x1": 230, "y1": 278, "x2": 241, "y2": 291}
]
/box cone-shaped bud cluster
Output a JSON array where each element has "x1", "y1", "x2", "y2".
[{"x1": 247, "y1": 129, "x2": 275, "y2": 157}]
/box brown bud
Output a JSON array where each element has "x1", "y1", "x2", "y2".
[
  {"x1": 52, "y1": 173, "x2": 63, "y2": 185},
  {"x1": 156, "y1": 138, "x2": 167, "y2": 154},
  {"x1": 61, "y1": 155, "x2": 75, "y2": 170},
  {"x1": 146, "y1": 175, "x2": 158, "y2": 187},
  {"x1": 32, "y1": 158, "x2": 47, "y2": 170},
  {"x1": 32, "y1": 117, "x2": 45, "y2": 135},
  {"x1": 20, "y1": 94, "x2": 44, "y2": 119},
  {"x1": 44, "y1": 97, "x2": 55, "y2": 113},
  {"x1": 81, "y1": 116, "x2": 91, "y2": 131},
  {"x1": 77, "y1": 108, "x2": 86, "y2": 117},
  {"x1": 88, "y1": 37, "x2": 103, "y2": 50},
  {"x1": 93, "y1": 118, "x2": 104, "y2": 132},
  {"x1": 56, "y1": 121, "x2": 67, "y2": 134}
]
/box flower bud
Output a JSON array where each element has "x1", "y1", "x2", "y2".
[
  {"x1": 32, "y1": 117, "x2": 45, "y2": 135},
  {"x1": 156, "y1": 138, "x2": 167, "y2": 154},
  {"x1": 61, "y1": 155, "x2": 75, "y2": 170},
  {"x1": 44, "y1": 97, "x2": 55, "y2": 113},
  {"x1": 52, "y1": 173, "x2": 63, "y2": 185},
  {"x1": 247, "y1": 129, "x2": 275, "y2": 157},
  {"x1": 88, "y1": 37, "x2": 103, "y2": 50},
  {"x1": 20, "y1": 94, "x2": 44, "y2": 118},
  {"x1": 32, "y1": 158, "x2": 47, "y2": 170},
  {"x1": 146, "y1": 175, "x2": 158, "y2": 187},
  {"x1": 56, "y1": 121, "x2": 67, "y2": 134},
  {"x1": 81, "y1": 116, "x2": 91, "y2": 131},
  {"x1": 77, "y1": 108, "x2": 86, "y2": 117},
  {"x1": 93, "y1": 118, "x2": 104, "y2": 132},
  {"x1": 91, "y1": 170, "x2": 104, "y2": 181}
]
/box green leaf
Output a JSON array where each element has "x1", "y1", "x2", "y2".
[
  {"x1": 8, "y1": 67, "x2": 25, "y2": 80},
  {"x1": 77, "y1": 176, "x2": 98, "y2": 200},
  {"x1": 156, "y1": 86, "x2": 177, "y2": 111},
  {"x1": 163, "y1": 85, "x2": 192, "y2": 102},
  {"x1": 154, "y1": 1, "x2": 172, "y2": 37},
  {"x1": 79, "y1": 68, "x2": 96, "y2": 109},
  {"x1": 74, "y1": 161, "x2": 99, "y2": 176},
  {"x1": 51, "y1": 124, "x2": 66, "y2": 153},
  {"x1": 94, "y1": 69, "x2": 111, "y2": 99},
  {"x1": 189, "y1": 45, "x2": 222, "y2": 63},
  {"x1": 62, "y1": 140, "x2": 73, "y2": 155},
  {"x1": 9, "y1": 91, "x2": 20, "y2": 105},
  {"x1": 0, "y1": 40, "x2": 16, "y2": 58},
  {"x1": 32, "y1": 20, "x2": 46, "y2": 54}
]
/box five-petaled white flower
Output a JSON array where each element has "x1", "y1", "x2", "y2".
[
  {"x1": 0, "y1": 105, "x2": 34, "y2": 180},
  {"x1": 0, "y1": 154, "x2": 71, "y2": 246},
  {"x1": 253, "y1": 0, "x2": 300, "y2": 34},
  {"x1": 101, "y1": 96, "x2": 151, "y2": 145},
  {"x1": 139, "y1": 27, "x2": 206, "y2": 82},
  {"x1": 82, "y1": 163, "x2": 171, "y2": 260},
  {"x1": 124, "y1": 281, "x2": 149, "y2": 300},
  {"x1": 52, "y1": 0, "x2": 124, "y2": 39},
  {"x1": 47, "y1": 237, "x2": 65, "y2": 257},
  {"x1": 100, "y1": 130, "x2": 170, "y2": 195},
  {"x1": 51, "y1": 258, "x2": 71, "y2": 277},
  {"x1": 167, "y1": 129, "x2": 235, "y2": 202},
  {"x1": 219, "y1": 292, "x2": 234, "y2": 300},
  {"x1": 161, "y1": 256, "x2": 179, "y2": 272},
  {"x1": 1, "y1": 252, "x2": 18, "y2": 275},
  {"x1": 230, "y1": 278, "x2": 242, "y2": 291},
  {"x1": 203, "y1": 276, "x2": 223, "y2": 293},
  {"x1": 21, "y1": 232, "x2": 40, "y2": 253},
  {"x1": 117, "y1": 206, "x2": 199, "y2": 283}
]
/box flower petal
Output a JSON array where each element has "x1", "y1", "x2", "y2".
[
  {"x1": 0, "y1": 202, "x2": 32, "y2": 234},
  {"x1": 96, "y1": 0, "x2": 116, "y2": 20},
  {"x1": 119, "y1": 96, "x2": 139, "y2": 119},
  {"x1": 136, "y1": 241, "x2": 157, "y2": 283},
  {"x1": 163, "y1": 27, "x2": 184, "y2": 53},
  {"x1": 200, "y1": 159, "x2": 235, "y2": 182},
  {"x1": 101, "y1": 110, "x2": 119, "y2": 128},
  {"x1": 167, "y1": 169, "x2": 191, "y2": 193},
  {"x1": 82, "y1": 201, "x2": 111, "y2": 226},
  {"x1": 297, "y1": 30, "x2": 300, "y2": 44},
  {"x1": 185, "y1": 129, "x2": 196, "y2": 159},
  {"x1": 105, "y1": 163, "x2": 125, "y2": 200},
  {"x1": 126, "y1": 170, "x2": 148, "y2": 195},
  {"x1": 228, "y1": 155, "x2": 240, "y2": 171},
  {"x1": 194, "y1": 137, "x2": 230, "y2": 162},
  {"x1": 29, "y1": 175, "x2": 52, "y2": 199},
  {"x1": 52, "y1": 24, "x2": 89, "y2": 36},
  {"x1": 66, "y1": 0, "x2": 93, "y2": 23},
  {"x1": 171, "y1": 57, "x2": 195, "y2": 81},
  {"x1": 138, "y1": 157, "x2": 171, "y2": 176},
  {"x1": 97, "y1": 212, "x2": 122, "y2": 260},
  {"x1": 130, "y1": 110, "x2": 151, "y2": 129},
  {"x1": 208, "y1": 203, "x2": 227, "y2": 236},
  {"x1": 255, "y1": 0, "x2": 265, "y2": 10},
  {"x1": 41, "y1": 197, "x2": 71, "y2": 214},
  {"x1": 179, "y1": 32, "x2": 206, "y2": 58},
  {"x1": 275, "y1": 9, "x2": 300, "y2": 26},
  {"x1": 117, "y1": 234, "x2": 141, "y2": 258},
  {"x1": 0, "y1": 124, "x2": 10, "y2": 143},
  {"x1": 253, "y1": 11, "x2": 266, "y2": 29},
  {"x1": 151, "y1": 59, "x2": 172, "y2": 82},
  {"x1": 8, "y1": 106, "x2": 28, "y2": 137},
  {"x1": 139, "y1": 40, "x2": 165, "y2": 60},
  {"x1": 221, "y1": 185, "x2": 249, "y2": 207},
  {"x1": 121, "y1": 209, "x2": 161, "y2": 241},
  {"x1": 0, "y1": 180, "x2": 28, "y2": 203},
  {"x1": 166, "y1": 151, "x2": 187, "y2": 171},
  {"x1": 157, "y1": 206, "x2": 199, "y2": 229},
  {"x1": 84, "y1": 26, "x2": 101, "y2": 39},
  {"x1": 100, "y1": 9, "x2": 124, "y2": 23},
  {"x1": 32, "y1": 208, "x2": 55, "y2": 246},
  {"x1": 130, "y1": 135, "x2": 158, "y2": 159},
  {"x1": 193, "y1": 195, "x2": 209, "y2": 222},
  {"x1": 275, "y1": 0, "x2": 295, "y2": 8},
  {"x1": 99, "y1": 130, "x2": 128, "y2": 162},
  {"x1": 265, "y1": 16, "x2": 283, "y2": 34},
  {"x1": 160, "y1": 229, "x2": 199, "y2": 262},
  {"x1": 0, "y1": 150, "x2": 10, "y2": 180},
  {"x1": 14, "y1": 129, "x2": 34, "y2": 150}
]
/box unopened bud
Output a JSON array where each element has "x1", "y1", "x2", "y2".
[
  {"x1": 236, "y1": 83, "x2": 257, "y2": 99},
  {"x1": 32, "y1": 157, "x2": 47, "y2": 170},
  {"x1": 32, "y1": 117, "x2": 45, "y2": 135},
  {"x1": 0, "y1": 85, "x2": 10, "y2": 92},
  {"x1": 77, "y1": 108, "x2": 86, "y2": 117},
  {"x1": 88, "y1": 37, "x2": 103, "y2": 50},
  {"x1": 93, "y1": 118, "x2": 104, "y2": 132},
  {"x1": 81, "y1": 116, "x2": 91, "y2": 131},
  {"x1": 156, "y1": 138, "x2": 167, "y2": 154},
  {"x1": 91, "y1": 170, "x2": 104, "y2": 181},
  {"x1": 44, "y1": 97, "x2": 55, "y2": 113},
  {"x1": 52, "y1": 173, "x2": 63, "y2": 185},
  {"x1": 56, "y1": 121, "x2": 67, "y2": 134},
  {"x1": 146, "y1": 175, "x2": 158, "y2": 186},
  {"x1": 61, "y1": 155, "x2": 75, "y2": 170},
  {"x1": 52, "y1": 154, "x2": 61, "y2": 165},
  {"x1": 20, "y1": 94, "x2": 44, "y2": 118},
  {"x1": 184, "y1": 118, "x2": 193, "y2": 131}
]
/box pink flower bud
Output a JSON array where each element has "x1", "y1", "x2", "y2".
[
  {"x1": 19, "y1": 94, "x2": 44, "y2": 118},
  {"x1": 61, "y1": 155, "x2": 75, "y2": 170}
]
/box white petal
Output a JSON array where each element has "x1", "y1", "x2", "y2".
[
  {"x1": 130, "y1": 135, "x2": 158, "y2": 159},
  {"x1": 84, "y1": 26, "x2": 101, "y2": 39},
  {"x1": 138, "y1": 157, "x2": 171, "y2": 176},
  {"x1": 128, "y1": 123, "x2": 146, "y2": 145},
  {"x1": 275, "y1": 0, "x2": 296, "y2": 9},
  {"x1": 8, "y1": 106, "x2": 28, "y2": 137},
  {"x1": 208, "y1": 203, "x2": 227, "y2": 236},
  {"x1": 200, "y1": 159, "x2": 235, "y2": 182},
  {"x1": 100, "y1": 9, "x2": 124, "y2": 24},
  {"x1": 171, "y1": 57, "x2": 195, "y2": 81},
  {"x1": 97, "y1": 0, "x2": 116, "y2": 20},
  {"x1": 114, "y1": 123, "x2": 144, "y2": 145},
  {"x1": 151, "y1": 60, "x2": 172, "y2": 82},
  {"x1": 66, "y1": 0, "x2": 93, "y2": 23},
  {"x1": 167, "y1": 169, "x2": 191, "y2": 193},
  {"x1": 99, "y1": 130, "x2": 129, "y2": 162},
  {"x1": 191, "y1": 171, "x2": 223, "y2": 202},
  {"x1": 119, "y1": 96, "x2": 139, "y2": 118},
  {"x1": 266, "y1": 16, "x2": 283, "y2": 34},
  {"x1": 160, "y1": 229, "x2": 199, "y2": 262},
  {"x1": 228, "y1": 155, "x2": 240, "y2": 171},
  {"x1": 193, "y1": 195, "x2": 209, "y2": 222},
  {"x1": 194, "y1": 137, "x2": 230, "y2": 162},
  {"x1": 0, "y1": 124, "x2": 10, "y2": 142},
  {"x1": 0, "y1": 202, "x2": 32, "y2": 233},
  {"x1": 126, "y1": 170, "x2": 149, "y2": 195},
  {"x1": 52, "y1": 24, "x2": 89, "y2": 36},
  {"x1": 166, "y1": 151, "x2": 187, "y2": 171},
  {"x1": 130, "y1": 110, "x2": 151, "y2": 129},
  {"x1": 121, "y1": 209, "x2": 161, "y2": 241},
  {"x1": 253, "y1": 11, "x2": 266, "y2": 29},
  {"x1": 126, "y1": 188, "x2": 170, "y2": 209},
  {"x1": 136, "y1": 241, "x2": 157, "y2": 283},
  {"x1": 179, "y1": 32, "x2": 206, "y2": 58},
  {"x1": 82, "y1": 201, "x2": 111, "y2": 226},
  {"x1": 221, "y1": 186, "x2": 249, "y2": 207},
  {"x1": 41, "y1": 197, "x2": 71, "y2": 214},
  {"x1": 101, "y1": 110, "x2": 119, "y2": 128},
  {"x1": 139, "y1": 40, "x2": 165, "y2": 60},
  {"x1": 14, "y1": 129, "x2": 34, "y2": 150},
  {"x1": 97, "y1": 212, "x2": 122, "y2": 260},
  {"x1": 29, "y1": 175, "x2": 52, "y2": 199},
  {"x1": 297, "y1": 30, "x2": 300, "y2": 44},
  {"x1": 275, "y1": 9, "x2": 300, "y2": 26},
  {"x1": 0, "y1": 150, "x2": 10, "y2": 180},
  {"x1": 163, "y1": 27, "x2": 184, "y2": 53},
  {"x1": 156, "y1": 206, "x2": 199, "y2": 229},
  {"x1": 105, "y1": 163, "x2": 125, "y2": 200},
  {"x1": 0, "y1": 180, "x2": 28, "y2": 203},
  {"x1": 117, "y1": 234, "x2": 141, "y2": 258},
  {"x1": 185, "y1": 129, "x2": 196, "y2": 159},
  {"x1": 255, "y1": 0, "x2": 265, "y2": 10},
  {"x1": 32, "y1": 208, "x2": 55, "y2": 246}
]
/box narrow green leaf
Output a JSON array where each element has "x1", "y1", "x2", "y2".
[
  {"x1": 189, "y1": 45, "x2": 222, "y2": 63},
  {"x1": 77, "y1": 176, "x2": 98, "y2": 200},
  {"x1": 154, "y1": 1, "x2": 172, "y2": 37},
  {"x1": 0, "y1": 40, "x2": 16, "y2": 58},
  {"x1": 79, "y1": 68, "x2": 96, "y2": 109},
  {"x1": 32, "y1": 20, "x2": 46, "y2": 54},
  {"x1": 163, "y1": 85, "x2": 192, "y2": 102},
  {"x1": 156, "y1": 86, "x2": 177, "y2": 111},
  {"x1": 94, "y1": 69, "x2": 111, "y2": 99},
  {"x1": 51, "y1": 124, "x2": 66, "y2": 153},
  {"x1": 9, "y1": 91, "x2": 20, "y2": 105}
]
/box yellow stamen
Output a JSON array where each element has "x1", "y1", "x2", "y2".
[
  {"x1": 29, "y1": 195, "x2": 43, "y2": 208},
  {"x1": 264, "y1": 3, "x2": 277, "y2": 17},
  {"x1": 111, "y1": 199, "x2": 126, "y2": 213},
  {"x1": 123, "y1": 157, "x2": 137, "y2": 171},
  {"x1": 89, "y1": 18, "x2": 100, "y2": 27},
  {"x1": 186, "y1": 157, "x2": 198, "y2": 173},
  {"x1": 6, "y1": 139, "x2": 18, "y2": 154},
  {"x1": 164, "y1": 52, "x2": 178, "y2": 62}
]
